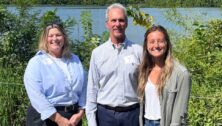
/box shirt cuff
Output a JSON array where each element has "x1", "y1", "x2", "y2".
[{"x1": 41, "y1": 107, "x2": 57, "y2": 120}]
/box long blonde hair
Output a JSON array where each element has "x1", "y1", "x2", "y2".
[
  {"x1": 138, "y1": 25, "x2": 174, "y2": 101},
  {"x1": 38, "y1": 23, "x2": 71, "y2": 59}
]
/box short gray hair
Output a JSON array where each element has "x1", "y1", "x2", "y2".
[{"x1": 105, "y1": 3, "x2": 128, "y2": 22}]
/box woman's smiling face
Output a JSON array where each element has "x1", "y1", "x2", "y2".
[
  {"x1": 47, "y1": 28, "x2": 64, "y2": 57},
  {"x1": 146, "y1": 30, "x2": 167, "y2": 59}
]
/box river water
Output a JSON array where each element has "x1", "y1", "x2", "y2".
[{"x1": 7, "y1": 6, "x2": 222, "y2": 44}]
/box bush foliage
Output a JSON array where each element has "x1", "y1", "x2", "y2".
[{"x1": 174, "y1": 19, "x2": 222, "y2": 125}]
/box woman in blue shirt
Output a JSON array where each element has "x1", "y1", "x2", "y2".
[{"x1": 24, "y1": 22, "x2": 86, "y2": 126}]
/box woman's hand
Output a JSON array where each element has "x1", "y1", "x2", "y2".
[
  {"x1": 50, "y1": 112, "x2": 72, "y2": 126},
  {"x1": 69, "y1": 109, "x2": 85, "y2": 126}
]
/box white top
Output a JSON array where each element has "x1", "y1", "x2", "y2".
[
  {"x1": 49, "y1": 55, "x2": 71, "y2": 82},
  {"x1": 144, "y1": 78, "x2": 161, "y2": 120}
]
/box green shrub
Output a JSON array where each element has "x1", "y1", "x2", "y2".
[
  {"x1": 188, "y1": 85, "x2": 222, "y2": 125},
  {"x1": 174, "y1": 19, "x2": 222, "y2": 125}
]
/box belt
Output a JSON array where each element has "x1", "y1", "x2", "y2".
[
  {"x1": 55, "y1": 103, "x2": 79, "y2": 113},
  {"x1": 98, "y1": 103, "x2": 139, "y2": 112}
]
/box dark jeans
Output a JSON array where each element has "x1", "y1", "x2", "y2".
[
  {"x1": 96, "y1": 104, "x2": 140, "y2": 126},
  {"x1": 26, "y1": 105, "x2": 82, "y2": 126},
  {"x1": 145, "y1": 119, "x2": 160, "y2": 126}
]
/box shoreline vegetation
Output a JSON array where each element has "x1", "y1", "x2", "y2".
[{"x1": 1, "y1": 0, "x2": 222, "y2": 8}]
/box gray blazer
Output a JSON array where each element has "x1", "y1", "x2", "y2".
[{"x1": 139, "y1": 61, "x2": 191, "y2": 126}]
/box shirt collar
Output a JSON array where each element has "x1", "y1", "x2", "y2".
[{"x1": 108, "y1": 38, "x2": 128, "y2": 50}]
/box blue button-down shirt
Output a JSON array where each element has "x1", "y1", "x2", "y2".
[
  {"x1": 86, "y1": 38, "x2": 142, "y2": 126},
  {"x1": 24, "y1": 51, "x2": 86, "y2": 120}
]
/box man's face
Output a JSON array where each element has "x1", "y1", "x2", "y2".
[{"x1": 106, "y1": 8, "x2": 127, "y2": 42}]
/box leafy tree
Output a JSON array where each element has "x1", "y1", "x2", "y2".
[
  {"x1": 174, "y1": 20, "x2": 222, "y2": 125},
  {"x1": 127, "y1": 5, "x2": 153, "y2": 29},
  {"x1": 175, "y1": 20, "x2": 222, "y2": 88},
  {"x1": 71, "y1": 11, "x2": 102, "y2": 70},
  {"x1": 0, "y1": 5, "x2": 39, "y2": 75},
  {"x1": 0, "y1": 5, "x2": 39, "y2": 125}
]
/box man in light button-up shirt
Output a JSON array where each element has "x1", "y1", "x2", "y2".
[{"x1": 86, "y1": 3, "x2": 142, "y2": 126}]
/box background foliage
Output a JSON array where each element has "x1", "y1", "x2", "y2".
[
  {"x1": 0, "y1": 2, "x2": 221, "y2": 126},
  {"x1": 0, "y1": 0, "x2": 221, "y2": 7},
  {"x1": 174, "y1": 19, "x2": 222, "y2": 125},
  {"x1": 0, "y1": 6, "x2": 39, "y2": 125}
]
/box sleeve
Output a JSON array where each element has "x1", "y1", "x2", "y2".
[
  {"x1": 77, "y1": 57, "x2": 87, "y2": 109},
  {"x1": 132, "y1": 44, "x2": 143, "y2": 63},
  {"x1": 23, "y1": 57, "x2": 56, "y2": 120},
  {"x1": 170, "y1": 70, "x2": 191, "y2": 126},
  {"x1": 137, "y1": 45, "x2": 143, "y2": 63},
  {"x1": 86, "y1": 51, "x2": 100, "y2": 126}
]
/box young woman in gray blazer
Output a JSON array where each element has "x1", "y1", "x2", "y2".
[{"x1": 138, "y1": 25, "x2": 191, "y2": 126}]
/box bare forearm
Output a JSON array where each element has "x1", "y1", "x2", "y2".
[{"x1": 49, "y1": 112, "x2": 70, "y2": 126}]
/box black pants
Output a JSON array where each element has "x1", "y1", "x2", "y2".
[
  {"x1": 96, "y1": 104, "x2": 140, "y2": 126},
  {"x1": 26, "y1": 105, "x2": 82, "y2": 126}
]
